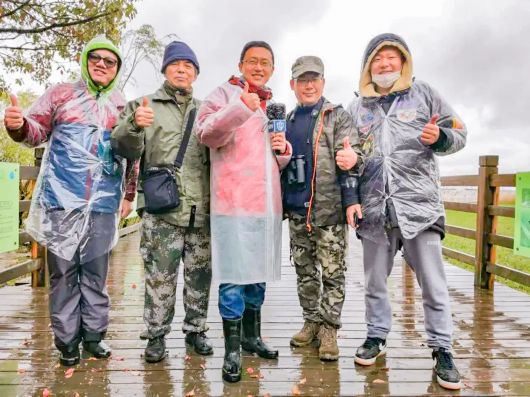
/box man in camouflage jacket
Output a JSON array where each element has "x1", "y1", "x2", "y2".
[
  {"x1": 282, "y1": 56, "x2": 364, "y2": 361},
  {"x1": 111, "y1": 41, "x2": 212, "y2": 363}
]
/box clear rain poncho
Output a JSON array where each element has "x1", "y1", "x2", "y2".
[
  {"x1": 196, "y1": 81, "x2": 291, "y2": 284},
  {"x1": 15, "y1": 36, "x2": 130, "y2": 262},
  {"x1": 348, "y1": 34, "x2": 467, "y2": 244}
]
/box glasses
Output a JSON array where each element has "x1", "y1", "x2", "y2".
[
  {"x1": 88, "y1": 52, "x2": 118, "y2": 68},
  {"x1": 296, "y1": 76, "x2": 323, "y2": 86},
  {"x1": 244, "y1": 58, "x2": 273, "y2": 68}
]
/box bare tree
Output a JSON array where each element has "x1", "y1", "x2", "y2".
[{"x1": 119, "y1": 24, "x2": 178, "y2": 91}]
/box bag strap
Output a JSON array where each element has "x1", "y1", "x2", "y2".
[{"x1": 174, "y1": 107, "x2": 197, "y2": 169}]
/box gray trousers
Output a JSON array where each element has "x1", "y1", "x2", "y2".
[
  {"x1": 363, "y1": 227, "x2": 453, "y2": 349},
  {"x1": 48, "y1": 250, "x2": 110, "y2": 346}
]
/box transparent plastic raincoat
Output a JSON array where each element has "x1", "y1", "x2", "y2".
[
  {"x1": 196, "y1": 80, "x2": 291, "y2": 284},
  {"x1": 7, "y1": 36, "x2": 135, "y2": 261},
  {"x1": 348, "y1": 33, "x2": 467, "y2": 244}
]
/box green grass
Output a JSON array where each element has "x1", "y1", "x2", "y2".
[{"x1": 443, "y1": 206, "x2": 530, "y2": 294}]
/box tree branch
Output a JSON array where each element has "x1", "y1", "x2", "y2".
[
  {"x1": 0, "y1": 0, "x2": 32, "y2": 19},
  {"x1": 0, "y1": 11, "x2": 111, "y2": 34},
  {"x1": 0, "y1": 45, "x2": 68, "y2": 51}
]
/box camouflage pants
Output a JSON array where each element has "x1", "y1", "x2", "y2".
[
  {"x1": 140, "y1": 213, "x2": 212, "y2": 339},
  {"x1": 289, "y1": 213, "x2": 348, "y2": 328}
]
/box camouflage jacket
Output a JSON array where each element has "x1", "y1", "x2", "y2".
[
  {"x1": 283, "y1": 99, "x2": 364, "y2": 230},
  {"x1": 111, "y1": 84, "x2": 209, "y2": 228}
]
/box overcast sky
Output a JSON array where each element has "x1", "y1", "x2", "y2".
[{"x1": 14, "y1": 0, "x2": 530, "y2": 176}]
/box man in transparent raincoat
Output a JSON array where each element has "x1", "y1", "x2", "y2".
[
  {"x1": 3, "y1": 35, "x2": 138, "y2": 366},
  {"x1": 196, "y1": 41, "x2": 291, "y2": 383},
  {"x1": 347, "y1": 33, "x2": 466, "y2": 390}
]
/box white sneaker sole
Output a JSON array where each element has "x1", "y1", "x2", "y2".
[
  {"x1": 436, "y1": 375, "x2": 462, "y2": 390},
  {"x1": 354, "y1": 346, "x2": 387, "y2": 366}
]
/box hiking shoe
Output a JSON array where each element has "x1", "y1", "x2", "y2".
[
  {"x1": 185, "y1": 332, "x2": 213, "y2": 356},
  {"x1": 318, "y1": 325, "x2": 339, "y2": 361},
  {"x1": 144, "y1": 336, "x2": 166, "y2": 363},
  {"x1": 354, "y1": 337, "x2": 387, "y2": 366},
  {"x1": 290, "y1": 321, "x2": 321, "y2": 347},
  {"x1": 433, "y1": 348, "x2": 461, "y2": 390}
]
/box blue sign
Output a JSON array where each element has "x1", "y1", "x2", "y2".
[{"x1": 268, "y1": 119, "x2": 287, "y2": 134}]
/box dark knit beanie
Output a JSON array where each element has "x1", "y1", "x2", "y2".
[{"x1": 161, "y1": 41, "x2": 200, "y2": 74}]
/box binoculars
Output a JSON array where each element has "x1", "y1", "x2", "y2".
[{"x1": 286, "y1": 155, "x2": 306, "y2": 185}]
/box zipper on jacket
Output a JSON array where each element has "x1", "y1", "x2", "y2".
[{"x1": 305, "y1": 108, "x2": 333, "y2": 233}]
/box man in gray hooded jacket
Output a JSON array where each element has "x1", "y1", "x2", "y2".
[{"x1": 348, "y1": 33, "x2": 466, "y2": 390}]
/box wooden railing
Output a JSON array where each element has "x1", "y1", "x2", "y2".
[
  {"x1": 0, "y1": 148, "x2": 141, "y2": 287},
  {"x1": 441, "y1": 155, "x2": 525, "y2": 290},
  {"x1": 2, "y1": 153, "x2": 526, "y2": 290}
]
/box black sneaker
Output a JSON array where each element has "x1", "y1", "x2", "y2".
[
  {"x1": 354, "y1": 337, "x2": 387, "y2": 366},
  {"x1": 433, "y1": 348, "x2": 461, "y2": 390}
]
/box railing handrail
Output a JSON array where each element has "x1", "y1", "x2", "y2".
[
  {"x1": 3, "y1": 157, "x2": 528, "y2": 291},
  {"x1": 441, "y1": 156, "x2": 526, "y2": 290}
]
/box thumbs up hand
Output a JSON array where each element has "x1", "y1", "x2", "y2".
[
  {"x1": 336, "y1": 136, "x2": 358, "y2": 171},
  {"x1": 134, "y1": 96, "x2": 154, "y2": 128},
  {"x1": 4, "y1": 94, "x2": 24, "y2": 130},
  {"x1": 241, "y1": 82, "x2": 260, "y2": 112},
  {"x1": 421, "y1": 113, "x2": 440, "y2": 145}
]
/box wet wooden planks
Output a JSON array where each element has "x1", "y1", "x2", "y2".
[{"x1": 1, "y1": 224, "x2": 530, "y2": 396}]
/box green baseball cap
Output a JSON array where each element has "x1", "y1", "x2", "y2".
[{"x1": 291, "y1": 56, "x2": 324, "y2": 79}]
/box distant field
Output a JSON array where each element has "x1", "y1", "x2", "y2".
[{"x1": 443, "y1": 205, "x2": 530, "y2": 294}]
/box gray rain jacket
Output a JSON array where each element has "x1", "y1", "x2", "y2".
[{"x1": 347, "y1": 33, "x2": 467, "y2": 243}]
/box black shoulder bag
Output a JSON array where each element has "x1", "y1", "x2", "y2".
[{"x1": 141, "y1": 108, "x2": 197, "y2": 214}]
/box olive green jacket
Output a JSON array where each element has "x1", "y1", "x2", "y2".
[{"x1": 111, "y1": 84, "x2": 209, "y2": 228}]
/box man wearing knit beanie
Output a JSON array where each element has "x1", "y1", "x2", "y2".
[
  {"x1": 112, "y1": 41, "x2": 213, "y2": 363},
  {"x1": 160, "y1": 41, "x2": 200, "y2": 75}
]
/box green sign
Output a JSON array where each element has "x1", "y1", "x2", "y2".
[
  {"x1": 514, "y1": 172, "x2": 530, "y2": 258},
  {"x1": 0, "y1": 163, "x2": 19, "y2": 254}
]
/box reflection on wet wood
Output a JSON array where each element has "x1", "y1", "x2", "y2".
[{"x1": 1, "y1": 226, "x2": 530, "y2": 396}]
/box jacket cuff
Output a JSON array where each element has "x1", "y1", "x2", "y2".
[
  {"x1": 430, "y1": 129, "x2": 453, "y2": 152},
  {"x1": 340, "y1": 176, "x2": 360, "y2": 208},
  {"x1": 6, "y1": 119, "x2": 28, "y2": 143},
  {"x1": 128, "y1": 113, "x2": 143, "y2": 133}
]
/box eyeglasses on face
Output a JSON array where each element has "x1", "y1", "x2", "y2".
[
  {"x1": 296, "y1": 76, "x2": 323, "y2": 85},
  {"x1": 88, "y1": 52, "x2": 118, "y2": 68},
  {"x1": 244, "y1": 58, "x2": 272, "y2": 68}
]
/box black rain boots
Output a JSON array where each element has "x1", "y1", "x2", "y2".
[{"x1": 241, "y1": 307, "x2": 278, "y2": 359}]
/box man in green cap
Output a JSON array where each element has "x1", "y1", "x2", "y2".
[
  {"x1": 283, "y1": 56, "x2": 364, "y2": 361},
  {"x1": 4, "y1": 35, "x2": 138, "y2": 366}
]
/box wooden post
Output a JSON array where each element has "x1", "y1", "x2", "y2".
[
  {"x1": 30, "y1": 148, "x2": 48, "y2": 287},
  {"x1": 474, "y1": 155, "x2": 498, "y2": 289},
  {"x1": 488, "y1": 187, "x2": 500, "y2": 290},
  {"x1": 30, "y1": 241, "x2": 39, "y2": 288}
]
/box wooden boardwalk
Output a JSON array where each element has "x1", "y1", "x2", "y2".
[{"x1": 2, "y1": 224, "x2": 530, "y2": 396}]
